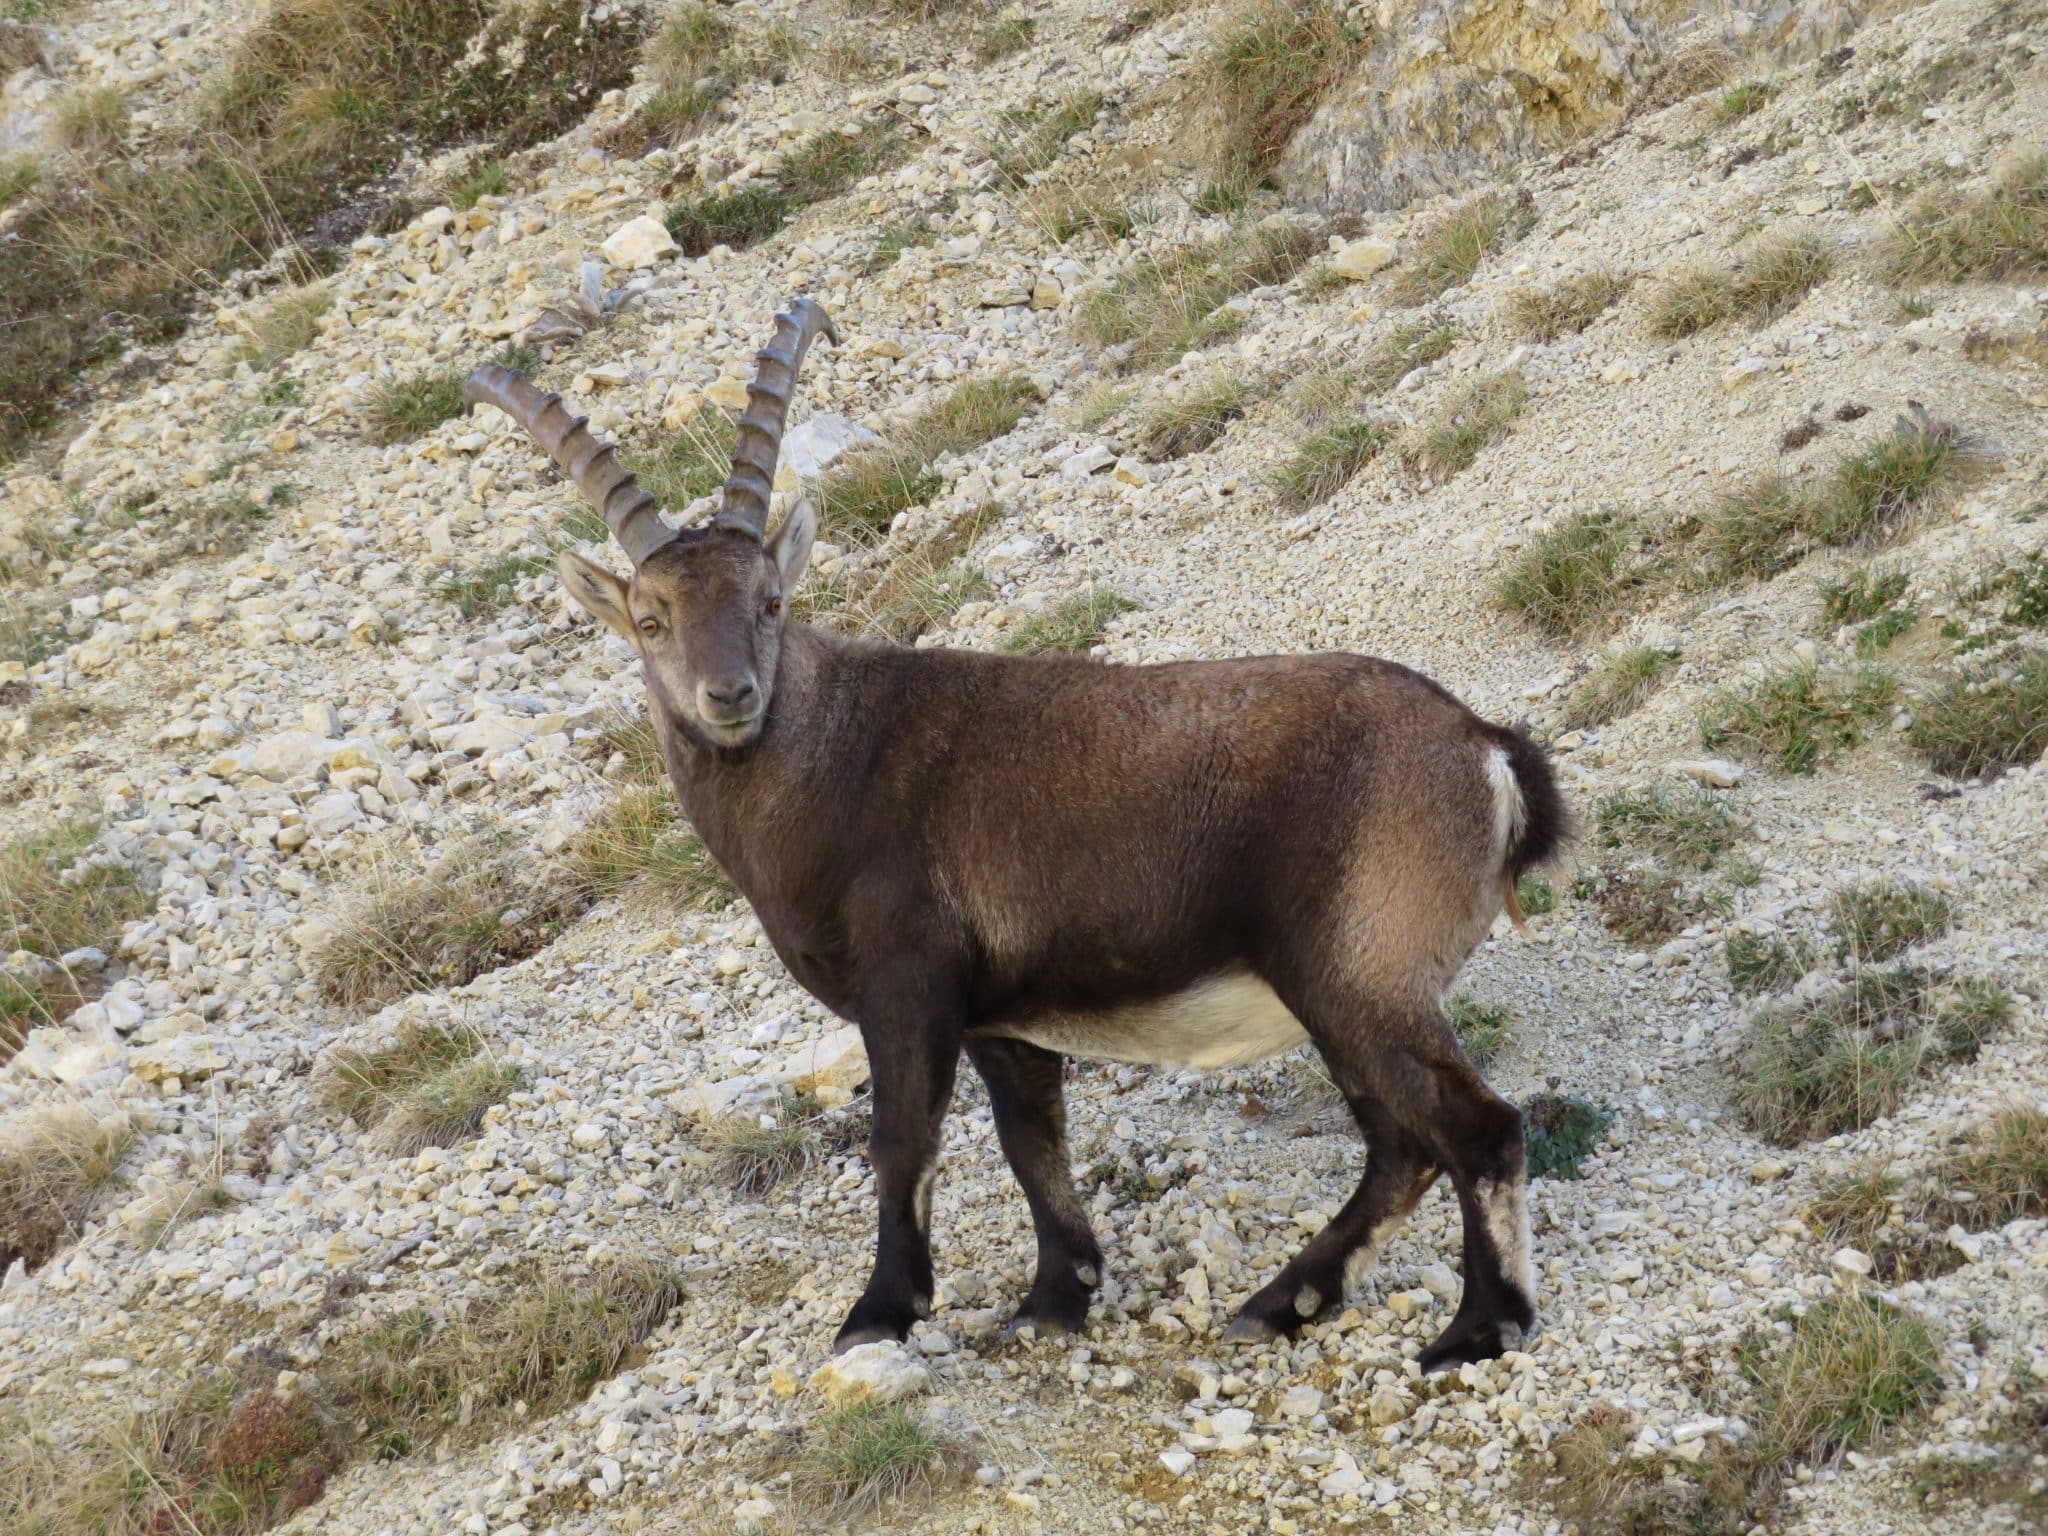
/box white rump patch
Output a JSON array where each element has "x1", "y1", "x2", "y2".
[
  {"x1": 992, "y1": 971, "x2": 1308, "y2": 1071},
  {"x1": 1485, "y1": 747, "x2": 1526, "y2": 860}
]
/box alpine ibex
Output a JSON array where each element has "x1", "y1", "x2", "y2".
[{"x1": 464, "y1": 299, "x2": 1567, "y2": 1371}]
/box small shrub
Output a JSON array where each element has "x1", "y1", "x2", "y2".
[
  {"x1": 1498, "y1": 511, "x2": 1639, "y2": 638},
  {"x1": 1272, "y1": 419, "x2": 1387, "y2": 510},
  {"x1": 446, "y1": 157, "x2": 510, "y2": 209},
  {"x1": 1818, "y1": 564, "x2": 1911, "y2": 626},
  {"x1": 1591, "y1": 862, "x2": 1689, "y2": 945},
  {"x1": 570, "y1": 784, "x2": 737, "y2": 908},
  {"x1": 1562, "y1": 645, "x2": 1676, "y2": 729},
  {"x1": 1886, "y1": 155, "x2": 2048, "y2": 283},
  {"x1": 667, "y1": 183, "x2": 795, "y2": 254},
  {"x1": 1928, "y1": 1108, "x2": 2048, "y2": 1230},
  {"x1": 1596, "y1": 782, "x2": 1742, "y2": 870},
  {"x1": 1524, "y1": 1094, "x2": 1613, "y2": 1180},
  {"x1": 1140, "y1": 375, "x2": 1249, "y2": 460},
  {"x1": 1817, "y1": 411, "x2": 1962, "y2": 546},
  {"x1": 1449, "y1": 993, "x2": 1513, "y2": 1068},
  {"x1": 701, "y1": 1100, "x2": 821, "y2": 1195},
  {"x1": 1746, "y1": 1293, "x2": 1940, "y2": 1467},
  {"x1": 1403, "y1": 370, "x2": 1526, "y2": 478},
  {"x1": 975, "y1": 16, "x2": 1035, "y2": 62},
  {"x1": 1003, "y1": 585, "x2": 1136, "y2": 653},
  {"x1": 1726, "y1": 932, "x2": 1813, "y2": 995},
  {"x1": 0, "y1": 1105, "x2": 131, "y2": 1274},
  {"x1": 1515, "y1": 871, "x2": 1555, "y2": 915},
  {"x1": 1073, "y1": 220, "x2": 1319, "y2": 370},
  {"x1": 1507, "y1": 271, "x2": 1626, "y2": 341},
  {"x1": 1391, "y1": 190, "x2": 1526, "y2": 304},
  {"x1": 325, "y1": 1020, "x2": 522, "y2": 1154},
  {"x1": 365, "y1": 370, "x2": 466, "y2": 443},
  {"x1": 1716, "y1": 80, "x2": 1779, "y2": 119},
  {"x1": 232, "y1": 284, "x2": 332, "y2": 369},
  {"x1": 1907, "y1": 650, "x2": 2048, "y2": 777},
  {"x1": 1698, "y1": 660, "x2": 1899, "y2": 774},
  {"x1": 1829, "y1": 880, "x2": 1952, "y2": 963},
  {"x1": 1193, "y1": 0, "x2": 1360, "y2": 184},
  {"x1": 315, "y1": 844, "x2": 557, "y2": 1007},
  {"x1": 1359, "y1": 316, "x2": 1460, "y2": 393},
  {"x1": 791, "y1": 1402, "x2": 963, "y2": 1517}
]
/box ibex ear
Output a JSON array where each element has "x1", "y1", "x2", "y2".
[
  {"x1": 557, "y1": 549, "x2": 633, "y2": 638},
  {"x1": 767, "y1": 496, "x2": 818, "y2": 593}
]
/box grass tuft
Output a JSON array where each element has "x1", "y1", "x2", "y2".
[
  {"x1": 1907, "y1": 649, "x2": 2048, "y2": 778},
  {"x1": 1193, "y1": 0, "x2": 1360, "y2": 185},
  {"x1": 1073, "y1": 220, "x2": 1318, "y2": 370},
  {"x1": 1003, "y1": 586, "x2": 1136, "y2": 653},
  {"x1": 1698, "y1": 660, "x2": 1899, "y2": 774},
  {"x1": 1595, "y1": 782, "x2": 1743, "y2": 870},
  {"x1": 2, "y1": 823, "x2": 149, "y2": 1056},
  {"x1": 1818, "y1": 563, "x2": 1911, "y2": 626},
  {"x1": 1498, "y1": 511, "x2": 1640, "y2": 638},
  {"x1": 1727, "y1": 932, "x2": 1813, "y2": 996},
  {"x1": 1403, "y1": 369, "x2": 1526, "y2": 478},
  {"x1": 231, "y1": 283, "x2": 332, "y2": 369},
  {"x1": 569, "y1": 784, "x2": 736, "y2": 909},
  {"x1": 986, "y1": 90, "x2": 1103, "y2": 183},
  {"x1": 790, "y1": 1402, "x2": 963, "y2": 1518},
  {"x1": 1929, "y1": 1108, "x2": 2048, "y2": 1230},
  {"x1": 1139, "y1": 375, "x2": 1249, "y2": 460},
  {"x1": 1360, "y1": 316, "x2": 1460, "y2": 392},
  {"x1": 1562, "y1": 644, "x2": 1676, "y2": 729},
  {"x1": 1747, "y1": 1293, "x2": 1940, "y2": 1467},
  {"x1": 1272, "y1": 418, "x2": 1388, "y2": 510},
  {"x1": 1647, "y1": 232, "x2": 1832, "y2": 338},
  {"x1": 1449, "y1": 993, "x2": 1513, "y2": 1069},
  {"x1": 1829, "y1": 880, "x2": 1952, "y2": 963},
  {"x1": 365, "y1": 370, "x2": 466, "y2": 444},
  {"x1": 701, "y1": 1101, "x2": 822, "y2": 1195},
  {"x1": 822, "y1": 375, "x2": 1039, "y2": 535},
  {"x1": 445, "y1": 156, "x2": 510, "y2": 209},
  {"x1": 1391, "y1": 191, "x2": 1526, "y2": 304},
  {"x1": 1886, "y1": 155, "x2": 2048, "y2": 283},
  {"x1": 324, "y1": 1020, "x2": 521, "y2": 1155},
  {"x1": 0, "y1": 1105, "x2": 131, "y2": 1274},
  {"x1": 1507, "y1": 271, "x2": 1626, "y2": 341},
  {"x1": 974, "y1": 16, "x2": 1036, "y2": 62},
  {"x1": 1716, "y1": 80, "x2": 1779, "y2": 120},
  {"x1": 668, "y1": 119, "x2": 906, "y2": 253}
]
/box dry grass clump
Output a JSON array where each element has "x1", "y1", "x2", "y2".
[
  {"x1": 1886, "y1": 155, "x2": 2048, "y2": 283},
  {"x1": 667, "y1": 119, "x2": 907, "y2": 254},
  {"x1": 313, "y1": 843, "x2": 557, "y2": 1007},
  {"x1": 2, "y1": 822, "x2": 149, "y2": 1056},
  {"x1": 1647, "y1": 231, "x2": 1833, "y2": 338},
  {"x1": 51, "y1": 84, "x2": 129, "y2": 156},
  {"x1": 0, "y1": 1104, "x2": 131, "y2": 1274},
  {"x1": 1497, "y1": 510, "x2": 1645, "y2": 638},
  {"x1": 364, "y1": 369, "x2": 466, "y2": 444},
  {"x1": 1272, "y1": 419, "x2": 1388, "y2": 511},
  {"x1": 611, "y1": 3, "x2": 739, "y2": 150},
  {"x1": 1448, "y1": 993, "x2": 1513, "y2": 1069},
  {"x1": 1027, "y1": 184, "x2": 1145, "y2": 245},
  {"x1": 1562, "y1": 644, "x2": 1677, "y2": 729},
  {"x1": 1830, "y1": 880, "x2": 1953, "y2": 963},
  {"x1": 231, "y1": 284, "x2": 331, "y2": 370},
  {"x1": 822, "y1": 375, "x2": 1039, "y2": 534},
  {"x1": 324, "y1": 1020, "x2": 522, "y2": 1154},
  {"x1": 1073, "y1": 221, "x2": 1319, "y2": 370},
  {"x1": 1357, "y1": 316, "x2": 1460, "y2": 393},
  {"x1": 1002, "y1": 585, "x2": 1136, "y2": 653},
  {"x1": 1907, "y1": 648, "x2": 2048, "y2": 779},
  {"x1": 975, "y1": 16, "x2": 1036, "y2": 62},
  {"x1": 1929, "y1": 1108, "x2": 2048, "y2": 1230},
  {"x1": 1390, "y1": 190, "x2": 1527, "y2": 304},
  {"x1": 1746, "y1": 1293, "x2": 1941, "y2": 1468},
  {"x1": 1402, "y1": 370, "x2": 1526, "y2": 478},
  {"x1": 1715, "y1": 80, "x2": 1779, "y2": 120},
  {"x1": 1536, "y1": 1405, "x2": 1679, "y2": 1534},
  {"x1": 333, "y1": 1257, "x2": 682, "y2": 1457},
  {"x1": 986, "y1": 89, "x2": 1103, "y2": 183},
  {"x1": 787, "y1": 1401, "x2": 968, "y2": 1519},
  {"x1": 1726, "y1": 931, "x2": 1814, "y2": 996},
  {"x1": 0, "y1": 0, "x2": 640, "y2": 457},
  {"x1": 1735, "y1": 966, "x2": 2006, "y2": 1142},
  {"x1": 569, "y1": 783, "x2": 737, "y2": 909},
  {"x1": 1192, "y1": 0, "x2": 1359, "y2": 185},
  {"x1": 1139, "y1": 375, "x2": 1249, "y2": 460},
  {"x1": 1596, "y1": 782, "x2": 1743, "y2": 870},
  {"x1": 1506, "y1": 271, "x2": 1627, "y2": 342},
  {"x1": 700, "y1": 1100, "x2": 823, "y2": 1195},
  {"x1": 627, "y1": 409, "x2": 738, "y2": 509},
  {"x1": 1699, "y1": 659, "x2": 1899, "y2": 774}
]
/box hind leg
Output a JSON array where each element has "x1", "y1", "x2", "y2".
[
  {"x1": 966, "y1": 1036, "x2": 1103, "y2": 1337},
  {"x1": 1225, "y1": 1088, "x2": 1440, "y2": 1342}
]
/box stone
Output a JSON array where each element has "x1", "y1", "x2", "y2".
[
  {"x1": 780, "y1": 1026, "x2": 869, "y2": 1096},
  {"x1": 600, "y1": 215, "x2": 676, "y2": 269},
  {"x1": 809, "y1": 1340, "x2": 931, "y2": 1406},
  {"x1": 131, "y1": 1034, "x2": 227, "y2": 1084},
  {"x1": 898, "y1": 82, "x2": 937, "y2": 105},
  {"x1": 1030, "y1": 274, "x2": 1064, "y2": 309},
  {"x1": 1831, "y1": 1247, "x2": 1875, "y2": 1277},
  {"x1": 10, "y1": 1024, "x2": 125, "y2": 1084},
  {"x1": 304, "y1": 791, "x2": 364, "y2": 837},
  {"x1": 1721, "y1": 357, "x2": 1771, "y2": 392},
  {"x1": 447, "y1": 716, "x2": 531, "y2": 755},
  {"x1": 1158, "y1": 1449, "x2": 1196, "y2": 1476},
  {"x1": 1332, "y1": 237, "x2": 1397, "y2": 279},
  {"x1": 1669, "y1": 758, "x2": 1743, "y2": 788},
  {"x1": 782, "y1": 413, "x2": 881, "y2": 479},
  {"x1": 706, "y1": 376, "x2": 751, "y2": 412},
  {"x1": 1278, "y1": 1385, "x2": 1323, "y2": 1419},
  {"x1": 1366, "y1": 1389, "x2": 1407, "y2": 1425},
  {"x1": 732, "y1": 1500, "x2": 777, "y2": 1524},
  {"x1": 252, "y1": 731, "x2": 341, "y2": 781},
  {"x1": 571, "y1": 1122, "x2": 610, "y2": 1151},
  {"x1": 1060, "y1": 445, "x2": 1115, "y2": 481},
  {"x1": 1418, "y1": 1262, "x2": 1459, "y2": 1300}
]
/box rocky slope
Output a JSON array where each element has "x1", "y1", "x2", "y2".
[{"x1": 2, "y1": 1, "x2": 2046, "y2": 1533}]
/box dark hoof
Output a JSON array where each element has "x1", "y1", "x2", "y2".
[
  {"x1": 834, "y1": 1294, "x2": 925, "y2": 1353},
  {"x1": 1221, "y1": 1311, "x2": 1284, "y2": 1345},
  {"x1": 1418, "y1": 1316, "x2": 1529, "y2": 1374},
  {"x1": 1004, "y1": 1277, "x2": 1094, "y2": 1341}
]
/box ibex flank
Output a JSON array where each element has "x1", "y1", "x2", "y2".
[{"x1": 465, "y1": 299, "x2": 1568, "y2": 1372}]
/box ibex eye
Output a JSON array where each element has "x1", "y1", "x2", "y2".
[
  {"x1": 767, "y1": 596, "x2": 783, "y2": 618},
  {"x1": 638, "y1": 618, "x2": 659, "y2": 636}
]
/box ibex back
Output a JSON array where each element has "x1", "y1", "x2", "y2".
[{"x1": 466, "y1": 299, "x2": 1568, "y2": 1371}]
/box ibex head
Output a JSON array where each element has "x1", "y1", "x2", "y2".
[{"x1": 465, "y1": 300, "x2": 838, "y2": 749}]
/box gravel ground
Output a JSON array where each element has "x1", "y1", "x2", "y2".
[{"x1": 2, "y1": 1, "x2": 2045, "y2": 1533}]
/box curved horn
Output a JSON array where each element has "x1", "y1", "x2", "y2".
[
  {"x1": 462, "y1": 365, "x2": 672, "y2": 566},
  {"x1": 711, "y1": 298, "x2": 840, "y2": 537}
]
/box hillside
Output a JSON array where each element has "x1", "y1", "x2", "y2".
[{"x1": 2, "y1": 1, "x2": 2046, "y2": 1532}]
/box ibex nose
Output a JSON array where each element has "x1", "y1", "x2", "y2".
[{"x1": 699, "y1": 678, "x2": 759, "y2": 725}]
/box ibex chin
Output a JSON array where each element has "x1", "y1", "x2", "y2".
[{"x1": 464, "y1": 299, "x2": 1567, "y2": 1371}]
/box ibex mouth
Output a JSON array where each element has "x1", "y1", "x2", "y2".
[{"x1": 700, "y1": 710, "x2": 763, "y2": 745}]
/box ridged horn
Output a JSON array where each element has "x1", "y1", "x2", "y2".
[
  {"x1": 711, "y1": 298, "x2": 840, "y2": 537},
  {"x1": 462, "y1": 365, "x2": 672, "y2": 566}
]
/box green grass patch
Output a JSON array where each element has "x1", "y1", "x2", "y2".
[
  {"x1": 1139, "y1": 375, "x2": 1249, "y2": 460},
  {"x1": 1272, "y1": 418, "x2": 1388, "y2": 511},
  {"x1": 1647, "y1": 231, "x2": 1833, "y2": 338},
  {"x1": 1886, "y1": 155, "x2": 2048, "y2": 283},
  {"x1": 1818, "y1": 563, "x2": 1911, "y2": 626},
  {"x1": 1449, "y1": 993, "x2": 1513, "y2": 1069},
  {"x1": 446, "y1": 157, "x2": 509, "y2": 209},
  {"x1": 1403, "y1": 369, "x2": 1525, "y2": 478},
  {"x1": 1699, "y1": 660, "x2": 1899, "y2": 774},
  {"x1": 1907, "y1": 649, "x2": 2048, "y2": 778},
  {"x1": 569, "y1": 783, "x2": 737, "y2": 910},
  {"x1": 0, "y1": 1104, "x2": 132, "y2": 1276},
  {"x1": 1498, "y1": 510, "x2": 1642, "y2": 638},
  {"x1": 1193, "y1": 0, "x2": 1360, "y2": 184},
  {"x1": 1072, "y1": 220, "x2": 1318, "y2": 370},
  {"x1": 1595, "y1": 782, "x2": 1743, "y2": 870},
  {"x1": 1390, "y1": 191, "x2": 1526, "y2": 304},
  {"x1": 1716, "y1": 80, "x2": 1779, "y2": 119},
  {"x1": 365, "y1": 369, "x2": 466, "y2": 444},
  {"x1": 325, "y1": 1019, "x2": 523, "y2": 1155},
  {"x1": 987, "y1": 90, "x2": 1103, "y2": 183},
  {"x1": 1003, "y1": 585, "x2": 1136, "y2": 653},
  {"x1": 789, "y1": 1401, "x2": 964, "y2": 1518},
  {"x1": 1506, "y1": 270, "x2": 1626, "y2": 341},
  {"x1": 822, "y1": 375, "x2": 1039, "y2": 534},
  {"x1": 1726, "y1": 932, "x2": 1813, "y2": 995},
  {"x1": 974, "y1": 16, "x2": 1036, "y2": 62},
  {"x1": 1, "y1": 823, "x2": 149, "y2": 1056},
  {"x1": 1829, "y1": 880, "x2": 1952, "y2": 963},
  {"x1": 1524, "y1": 1094, "x2": 1613, "y2": 1180},
  {"x1": 1561, "y1": 644, "x2": 1677, "y2": 729}
]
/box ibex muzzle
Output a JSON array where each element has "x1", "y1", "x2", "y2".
[{"x1": 471, "y1": 299, "x2": 1571, "y2": 1373}]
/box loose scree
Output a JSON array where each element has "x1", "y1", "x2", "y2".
[{"x1": 466, "y1": 299, "x2": 1568, "y2": 1372}]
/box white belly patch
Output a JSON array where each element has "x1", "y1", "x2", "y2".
[{"x1": 991, "y1": 971, "x2": 1308, "y2": 1070}]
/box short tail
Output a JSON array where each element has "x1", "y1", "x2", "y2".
[{"x1": 1482, "y1": 727, "x2": 1571, "y2": 931}]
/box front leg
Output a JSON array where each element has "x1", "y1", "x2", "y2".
[{"x1": 837, "y1": 991, "x2": 961, "y2": 1352}]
